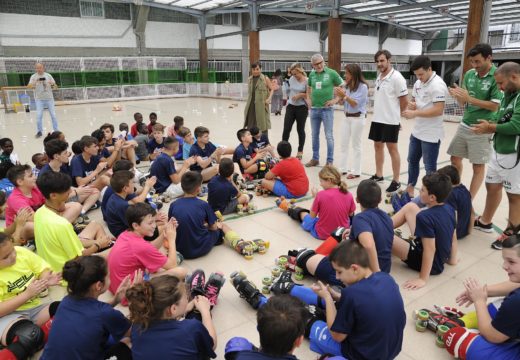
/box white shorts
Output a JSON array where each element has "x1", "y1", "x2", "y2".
[
  {"x1": 165, "y1": 183, "x2": 184, "y2": 198},
  {"x1": 486, "y1": 149, "x2": 520, "y2": 194}
]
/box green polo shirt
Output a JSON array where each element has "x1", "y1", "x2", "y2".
[
  {"x1": 308, "y1": 67, "x2": 343, "y2": 108},
  {"x1": 494, "y1": 91, "x2": 520, "y2": 155},
  {"x1": 461, "y1": 65, "x2": 503, "y2": 126}
]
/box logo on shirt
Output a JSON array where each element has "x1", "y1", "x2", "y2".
[
  {"x1": 481, "y1": 80, "x2": 491, "y2": 91},
  {"x1": 7, "y1": 273, "x2": 35, "y2": 293}
]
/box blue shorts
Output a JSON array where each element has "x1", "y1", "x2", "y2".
[
  {"x1": 467, "y1": 336, "x2": 520, "y2": 360},
  {"x1": 301, "y1": 214, "x2": 320, "y2": 239},
  {"x1": 309, "y1": 320, "x2": 344, "y2": 357},
  {"x1": 272, "y1": 180, "x2": 304, "y2": 199},
  {"x1": 314, "y1": 257, "x2": 343, "y2": 287}
]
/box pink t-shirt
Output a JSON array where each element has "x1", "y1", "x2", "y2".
[
  {"x1": 311, "y1": 188, "x2": 356, "y2": 239},
  {"x1": 5, "y1": 187, "x2": 45, "y2": 226},
  {"x1": 107, "y1": 230, "x2": 167, "y2": 294}
]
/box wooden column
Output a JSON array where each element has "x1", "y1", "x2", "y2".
[
  {"x1": 199, "y1": 39, "x2": 208, "y2": 82},
  {"x1": 462, "y1": 0, "x2": 485, "y2": 75},
  {"x1": 249, "y1": 31, "x2": 260, "y2": 65},
  {"x1": 327, "y1": 17, "x2": 342, "y2": 72}
]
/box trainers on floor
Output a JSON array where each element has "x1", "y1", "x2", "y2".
[
  {"x1": 491, "y1": 227, "x2": 515, "y2": 250},
  {"x1": 35, "y1": 131, "x2": 42, "y2": 138},
  {"x1": 369, "y1": 174, "x2": 384, "y2": 182},
  {"x1": 385, "y1": 180, "x2": 401, "y2": 193},
  {"x1": 204, "y1": 272, "x2": 226, "y2": 306},
  {"x1": 271, "y1": 270, "x2": 296, "y2": 295},
  {"x1": 474, "y1": 217, "x2": 493, "y2": 233}
]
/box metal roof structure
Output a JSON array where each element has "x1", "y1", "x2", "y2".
[{"x1": 135, "y1": 0, "x2": 520, "y2": 36}]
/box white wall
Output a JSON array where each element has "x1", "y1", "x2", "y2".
[
  {"x1": 0, "y1": 13, "x2": 135, "y2": 47},
  {"x1": 259, "y1": 29, "x2": 320, "y2": 52},
  {"x1": 324, "y1": 34, "x2": 379, "y2": 54},
  {"x1": 383, "y1": 38, "x2": 422, "y2": 55}
]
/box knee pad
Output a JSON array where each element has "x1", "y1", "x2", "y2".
[
  {"x1": 296, "y1": 249, "x2": 316, "y2": 273},
  {"x1": 5, "y1": 320, "x2": 45, "y2": 360},
  {"x1": 224, "y1": 337, "x2": 256, "y2": 360},
  {"x1": 287, "y1": 207, "x2": 309, "y2": 222},
  {"x1": 255, "y1": 159, "x2": 269, "y2": 179},
  {"x1": 444, "y1": 327, "x2": 479, "y2": 360}
]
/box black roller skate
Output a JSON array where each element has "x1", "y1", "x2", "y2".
[
  {"x1": 230, "y1": 271, "x2": 266, "y2": 309},
  {"x1": 187, "y1": 269, "x2": 206, "y2": 298},
  {"x1": 271, "y1": 270, "x2": 296, "y2": 295},
  {"x1": 413, "y1": 308, "x2": 464, "y2": 333}
]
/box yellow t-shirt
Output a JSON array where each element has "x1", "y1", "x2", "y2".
[
  {"x1": 0, "y1": 246, "x2": 50, "y2": 310},
  {"x1": 34, "y1": 205, "x2": 83, "y2": 273}
]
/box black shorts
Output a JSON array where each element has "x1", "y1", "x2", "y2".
[
  {"x1": 403, "y1": 239, "x2": 442, "y2": 275},
  {"x1": 368, "y1": 122, "x2": 400, "y2": 143}
]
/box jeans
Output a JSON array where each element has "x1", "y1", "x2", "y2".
[
  {"x1": 338, "y1": 114, "x2": 365, "y2": 175},
  {"x1": 407, "y1": 134, "x2": 440, "y2": 187},
  {"x1": 282, "y1": 104, "x2": 308, "y2": 152},
  {"x1": 310, "y1": 107, "x2": 334, "y2": 164},
  {"x1": 36, "y1": 99, "x2": 58, "y2": 133}
]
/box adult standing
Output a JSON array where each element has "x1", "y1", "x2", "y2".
[
  {"x1": 27, "y1": 63, "x2": 59, "y2": 138},
  {"x1": 244, "y1": 63, "x2": 273, "y2": 136},
  {"x1": 369, "y1": 50, "x2": 408, "y2": 193},
  {"x1": 282, "y1": 63, "x2": 308, "y2": 160},
  {"x1": 305, "y1": 54, "x2": 343, "y2": 167},
  {"x1": 335, "y1": 63, "x2": 369, "y2": 179},
  {"x1": 402, "y1": 55, "x2": 448, "y2": 198},
  {"x1": 271, "y1": 69, "x2": 284, "y2": 116},
  {"x1": 472, "y1": 62, "x2": 520, "y2": 249},
  {"x1": 448, "y1": 43, "x2": 502, "y2": 199}
]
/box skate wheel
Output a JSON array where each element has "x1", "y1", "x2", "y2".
[
  {"x1": 417, "y1": 310, "x2": 429, "y2": 321},
  {"x1": 244, "y1": 254, "x2": 253, "y2": 260},
  {"x1": 278, "y1": 256, "x2": 288, "y2": 267},
  {"x1": 384, "y1": 199, "x2": 391, "y2": 204},
  {"x1": 271, "y1": 267, "x2": 281, "y2": 277},
  {"x1": 415, "y1": 320, "x2": 427, "y2": 332},
  {"x1": 261, "y1": 286, "x2": 271, "y2": 295},
  {"x1": 290, "y1": 199, "x2": 296, "y2": 204},
  {"x1": 258, "y1": 246, "x2": 266, "y2": 254},
  {"x1": 436, "y1": 325, "x2": 449, "y2": 337},
  {"x1": 435, "y1": 336, "x2": 445, "y2": 348},
  {"x1": 262, "y1": 276, "x2": 272, "y2": 285},
  {"x1": 295, "y1": 273, "x2": 304, "y2": 281}
]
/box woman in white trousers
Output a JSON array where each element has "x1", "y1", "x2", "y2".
[{"x1": 335, "y1": 64, "x2": 369, "y2": 179}]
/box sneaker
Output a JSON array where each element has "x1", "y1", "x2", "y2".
[
  {"x1": 305, "y1": 159, "x2": 319, "y2": 167},
  {"x1": 35, "y1": 131, "x2": 42, "y2": 138},
  {"x1": 271, "y1": 270, "x2": 296, "y2": 295},
  {"x1": 230, "y1": 271, "x2": 266, "y2": 309},
  {"x1": 369, "y1": 174, "x2": 384, "y2": 182},
  {"x1": 385, "y1": 180, "x2": 401, "y2": 193},
  {"x1": 187, "y1": 269, "x2": 206, "y2": 298},
  {"x1": 474, "y1": 217, "x2": 493, "y2": 234},
  {"x1": 204, "y1": 272, "x2": 226, "y2": 306},
  {"x1": 491, "y1": 228, "x2": 515, "y2": 250}
]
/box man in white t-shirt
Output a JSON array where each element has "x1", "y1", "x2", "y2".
[
  {"x1": 402, "y1": 55, "x2": 448, "y2": 197},
  {"x1": 27, "y1": 63, "x2": 59, "y2": 138},
  {"x1": 369, "y1": 50, "x2": 409, "y2": 193}
]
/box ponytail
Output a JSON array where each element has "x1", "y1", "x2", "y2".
[
  {"x1": 126, "y1": 282, "x2": 155, "y2": 330},
  {"x1": 339, "y1": 180, "x2": 348, "y2": 194},
  {"x1": 62, "y1": 256, "x2": 107, "y2": 297}
]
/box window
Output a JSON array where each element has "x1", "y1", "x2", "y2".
[
  {"x1": 80, "y1": 0, "x2": 104, "y2": 18},
  {"x1": 306, "y1": 23, "x2": 318, "y2": 32},
  {"x1": 488, "y1": 30, "x2": 504, "y2": 47},
  {"x1": 511, "y1": 23, "x2": 520, "y2": 42},
  {"x1": 222, "y1": 13, "x2": 239, "y2": 26}
]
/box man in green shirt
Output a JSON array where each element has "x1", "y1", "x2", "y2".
[
  {"x1": 472, "y1": 62, "x2": 520, "y2": 250},
  {"x1": 305, "y1": 54, "x2": 343, "y2": 167},
  {"x1": 448, "y1": 43, "x2": 502, "y2": 199}
]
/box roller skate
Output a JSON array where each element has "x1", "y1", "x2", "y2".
[
  {"x1": 204, "y1": 272, "x2": 226, "y2": 306},
  {"x1": 412, "y1": 308, "x2": 464, "y2": 333},
  {"x1": 232, "y1": 239, "x2": 255, "y2": 259},
  {"x1": 275, "y1": 196, "x2": 296, "y2": 211},
  {"x1": 187, "y1": 269, "x2": 206, "y2": 298},
  {"x1": 230, "y1": 271, "x2": 266, "y2": 309},
  {"x1": 250, "y1": 239, "x2": 269, "y2": 254},
  {"x1": 390, "y1": 191, "x2": 411, "y2": 212},
  {"x1": 304, "y1": 304, "x2": 327, "y2": 338},
  {"x1": 271, "y1": 270, "x2": 296, "y2": 295}
]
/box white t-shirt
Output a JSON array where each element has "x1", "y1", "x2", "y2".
[
  {"x1": 373, "y1": 68, "x2": 408, "y2": 125},
  {"x1": 411, "y1": 72, "x2": 448, "y2": 143}
]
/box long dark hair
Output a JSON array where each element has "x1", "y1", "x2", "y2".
[{"x1": 345, "y1": 63, "x2": 368, "y2": 92}]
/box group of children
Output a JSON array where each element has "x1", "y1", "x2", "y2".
[{"x1": 0, "y1": 108, "x2": 517, "y2": 360}]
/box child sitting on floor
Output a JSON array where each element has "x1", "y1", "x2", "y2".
[
  {"x1": 148, "y1": 124, "x2": 165, "y2": 161},
  {"x1": 70, "y1": 136, "x2": 113, "y2": 191},
  {"x1": 167, "y1": 115, "x2": 184, "y2": 138},
  {"x1": 179, "y1": 126, "x2": 195, "y2": 160},
  {"x1": 261, "y1": 141, "x2": 308, "y2": 199},
  {"x1": 391, "y1": 172, "x2": 458, "y2": 290},
  {"x1": 0, "y1": 138, "x2": 20, "y2": 165},
  {"x1": 134, "y1": 123, "x2": 150, "y2": 162},
  {"x1": 130, "y1": 112, "x2": 144, "y2": 137},
  {"x1": 189, "y1": 126, "x2": 222, "y2": 182},
  {"x1": 233, "y1": 128, "x2": 269, "y2": 180},
  {"x1": 208, "y1": 158, "x2": 251, "y2": 215},
  {"x1": 250, "y1": 126, "x2": 277, "y2": 159},
  {"x1": 31, "y1": 153, "x2": 47, "y2": 177},
  {"x1": 281, "y1": 166, "x2": 355, "y2": 240}
]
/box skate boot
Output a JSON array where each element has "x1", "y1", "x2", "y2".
[
  {"x1": 276, "y1": 196, "x2": 297, "y2": 211},
  {"x1": 412, "y1": 308, "x2": 464, "y2": 333},
  {"x1": 433, "y1": 305, "x2": 465, "y2": 320},
  {"x1": 287, "y1": 207, "x2": 309, "y2": 223},
  {"x1": 271, "y1": 270, "x2": 296, "y2": 295},
  {"x1": 204, "y1": 272, "x2": 226, "y2": 306},
  {"x1": 225, "y1": 231, "x2": 255, "y2": 259},
  {"x1": 250, "y1": 239, "x2": 269, "y2": 254},
  {"x1": 230, "y1": 271, "x2": 266, "y2": 309},
  {"x1": 187, "y1": 269, "x2": 206, "y2": 298},
  {"x1": 304, "y1": 304, "x2": 327, "y2": 338}
]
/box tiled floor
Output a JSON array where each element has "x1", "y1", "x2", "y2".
[{"x1": 0, "y1": 97, "x2": 509, "y2": 359}]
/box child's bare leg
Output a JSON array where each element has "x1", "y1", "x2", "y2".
[
  {"x1": 21, "y1": 222, "x2": 35, "y2": 241},
  {"x1": 78, "y1": 221, "x2": 111, "y2": 247},
  {"x1": 261, "y1": 179, "x2": 275, "y2": 191},
  {"x1": 91, "y1": 175, "x2": 110, "y2": 191},
  {"x1": 152, "y1": 267, "x2": 188, "y2": 281},
  {"x1": 33, "y1": 305, "x2": 51, "y2": 326},
  {"x1": 201, "y1": 166, "x2": 219, "y2": 182},
  {"x1": 125, "y1": 147, "x2": 137, "y2": 166},
  {"x1": 244, "y1": 165, "x2": 259, "y2": 174},
  {"x1": 238, "y1": 193, "x2": 249, "y2": 205},
  {"x1": 305, "y1": 253, "x2": 326, "y2": 275},
  {"x1": 78, "y1": 189, "x2": 101, "y2": 213},
  {"x1": 223, "y1": 147, "x2": 235, "y2": 155},
  {"x1": 392, "y1": 235, "x2": 410, "y2": 261},
  {"x1": 62, "y1": 202, "x2": 82, "y2": 223},
  {"x1": 392, "y1": 202, "x2": 420, "y2": 233}
]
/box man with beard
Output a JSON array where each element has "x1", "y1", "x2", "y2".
[{"x1": 369, "y1": 50, "x2": 408, "y2": 194}]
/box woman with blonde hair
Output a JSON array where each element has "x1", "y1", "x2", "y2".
[
  {"x1": 335, "y1": 63, "x2": 369, "y2": 178},
  {"x1": 282, "y1": 63, "x2": 309, "y2": 160}
]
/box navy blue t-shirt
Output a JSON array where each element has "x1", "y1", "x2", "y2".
[
  {"x1": 147, "y1": 137, "x2": 165, "y2": 154},
  {"x1": 491, "y1": 288, "x2": 520, "y2": 340},
  {"x1": 445, "y1": 184, "x2": 472, "y2": 239},
  {"x1": 150, "y1": 152, "x2": 177, "y2": 193},
  {"x1": 350, "y1": 208, "x2": 393, "y2": 273},
  {"x1": 252, "y1": 133, "x2": 270, "y2": 150},
  {"x1": 331, "y1": 272, "x2": 405, "y2": 360},
  {"x1": 414, "y1": 204, "x2": 456, "y2": 275},
  {"x1": 168, "y1": 197, "x2": 220, "y2": 259},
  {"x1": 0, "y1": 178, "x2": 15, "y2": 197},
  {"x1": 101, "y1": 187, "x2": 136, "y2": 221},
  {"x1": 207, "y1": 175, "x2": 238, "y2": 212},
  {"x1": 39, "y1": 163, "x2": 71, "y2": 178},
  {"x1": 236, "y1": 351, "x2": 298, "y2": 360},
  {"x1": 41, "y1": 296, "x2": 130, "y2": 360},
  {"x1": 189, "y1": 142, "x2": 217, "y2": 172},
  {"x1": 105, "y1": 193, "x2": 132, "y2": 237},
  {"x1": 233, "y1": 144, "x2": 255, "y2": 173},
  {"x1": 131, "y1": 319, "x2": 216, "y2": 360},
  {"x1": 70, "y1": 154, "x2": 101, "y2": 187}
]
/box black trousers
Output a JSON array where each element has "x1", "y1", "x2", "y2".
[{"x1": 282, "y1": 104, "x2": 308, "y2": 152}]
